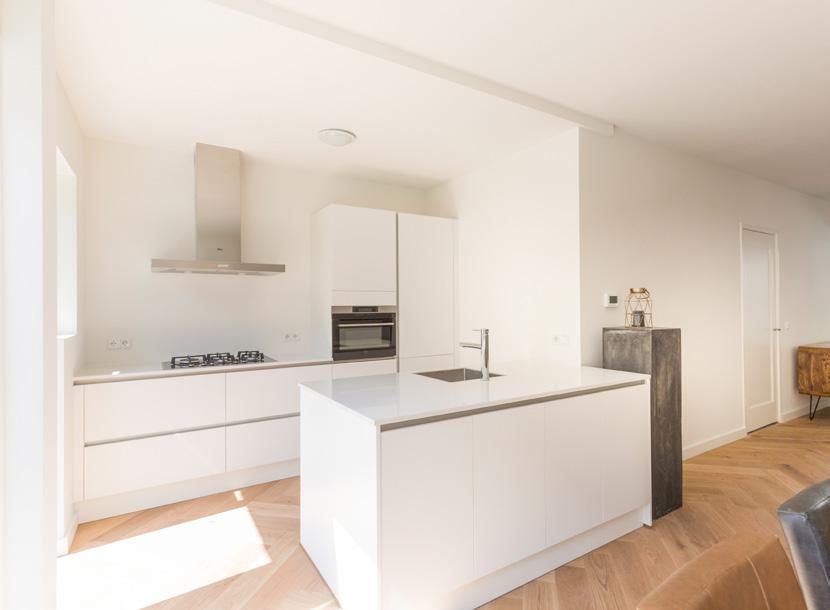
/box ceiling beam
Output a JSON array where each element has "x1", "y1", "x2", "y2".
[{"x1": 206, "y1": 0, "x2": 615, "y2": 136}]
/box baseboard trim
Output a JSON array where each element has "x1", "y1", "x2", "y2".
[
  {"x1": 683, "y1": 426, "x2": 747, "y2": 460},
  {"x1": 781, "y1": 405, "x2": 809, "y2": 422},
  {"x1": 437, "y1": 508, "x2": 647, "y2": 610},
  {"x1": 76, "y1": 460, "x2": 299, "y2": 523},
  {"x1": 57, "y1": 510, "x2": 79, "y2": 556}
]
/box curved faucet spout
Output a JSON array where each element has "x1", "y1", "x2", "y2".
[{"x1": 460, "y1": 329, "x2": 490, "y2": 381}]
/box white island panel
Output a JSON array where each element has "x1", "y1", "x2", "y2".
[
  {"x1": 299, "y1": 387, "x2": 380, "y2": 610},
  {"x1": 381, "y1": 418, "x2": 474, "y2": 608},
  {"x1": 601, "y1": 383, "x2": 652, "y2": 521},
  {"x1": 473, "y1": 404, "x2": 546, "y2": 577},
  {"x1": 545, "y1": 392, "x2": 604, "y2": 545}
]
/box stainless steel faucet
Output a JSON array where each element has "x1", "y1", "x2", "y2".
[{"x1": 460, "y1": 328, "x2": 490, "y2": 381}]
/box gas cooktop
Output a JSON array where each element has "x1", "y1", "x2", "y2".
[{"x1": 164, "y1": 350, "x2": 274, "y2": 369}]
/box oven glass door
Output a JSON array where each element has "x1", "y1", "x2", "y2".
[
  {"x1": 337, "y1": 321, "x2": 393, "y2": 351},
  {"x1": 333, "y1": 316, "x2": 396, "y2": 360}
]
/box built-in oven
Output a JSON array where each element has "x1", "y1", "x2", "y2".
[{"x1": 332, "y1": 306, "x2": 396, "y2": 362}]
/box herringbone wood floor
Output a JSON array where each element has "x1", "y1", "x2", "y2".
[{"x1": 63, "y1": 410, "x2": 830, "y2": 610}]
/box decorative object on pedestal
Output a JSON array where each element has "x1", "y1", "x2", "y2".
[
  {"x1": 603, "y1": 327, "x2": 682, "y2": 520},
  {"x1": 625, "y1": 288, "x2": 653, "y2": 328}
]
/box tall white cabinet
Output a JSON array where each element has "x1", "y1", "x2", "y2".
[
  {"x1": 397, "y1": 213, "x2": 456, "y2": 373},
  {"x1": 312, "y1": 205, "x2": 456, "y2": 373}
]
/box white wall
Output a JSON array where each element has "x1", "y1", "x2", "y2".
[
  {"x1": 82, "y1": 139, "x2": 427, "y2": 365},
  {"x1": 580, "y1": 129, "x2": 830, "y2": 457},
  {"x1": 426, "y1": 129, "x2": 581, "y2": 368},
  {"x1": 1, "y1": 0, "x2": 58, "y2": 605}
]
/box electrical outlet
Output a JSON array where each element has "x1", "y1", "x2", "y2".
[
  {"x1": 283, "y1": 333, "x2": 301, "y2": 343},
  {"x1": 107, "y1": 337, "x2": 132, "y2": 350}
]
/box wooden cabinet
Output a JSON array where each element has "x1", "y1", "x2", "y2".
[
  {"x1": 797, "y1": 343, "x2": 830, "y2": 406},
  {"x1": 84, "y1": 374, "x2": 225, "y2": 443},
  {"x1": 226, "y1": 364, "x2": 331, "y2": 422},
  {"x1": 473, "y1": 404, "x2": 546, "y2": 577},
  {"x1": 226, "y1": 417, "x2": 299, "y2": 471},
  {"x1": 603, "y1": 327, "x2": 681, "y2": 519},
  {"x1": 381, "y1": 418, "x2": 475, "y2": 608},
  {"x1": 398, "y1": 213, "x2": 455, "y2": 360},
  {"x1": 85, "y1": 428, "x2": 225, "y2": 499},
  {"x1": 332, "y1": 358, "x2": 397, "y2": 379}
]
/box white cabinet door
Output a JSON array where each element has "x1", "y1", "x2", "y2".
[
  {"x1": 85, "y1": 428, "x2": 225, "y2": 499},
  {"x1": 330, "y1": 206, "x2": 396, "y2": 294},
  {"x1": 332, "y1": 358, "x2": 397, "y2": 379},
  {"x1": 473, "y1": 404, "x2": 546, "y2": 577},
  {"x1": 226, "y1": 364, "x2": 331, "y2": 422},
  {"x1": 601, "y1": 384, "x2": 651, "y2": 520},
  {"x1": 545, "y1": 394, "x2": 604, "y2": 546},
  {"x1": 545, "y1": 384, "x2": 651, "y2": 546},
  {"x1": 84, "y1": 374, "x2": 225, "y2": 443},
  {"x1": 398, "y1": 213, "x2": 455, "y2": 359},
  {"x1": 381, "y1": 418, "x2": 474, "y2": 608},
  {"x1": 227, "y1": 417, "x2": 299, "y2": 471}
]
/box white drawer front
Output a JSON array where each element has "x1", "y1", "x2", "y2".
[
  {"x1": 84, "y1": 428, "x2": 225, "y2": 499},
  {"x1": 85, "y1": 374, "x2": 225, "y2": 443},
  {"x1": 227, "y1": 417, "x2": 299, "y2": 472},
  {"x1": 226, "y1": 365, "x2": 331, "y2": 422}
]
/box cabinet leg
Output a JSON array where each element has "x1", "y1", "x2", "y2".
[{"x1": 810, "y1": 395, "x2": 822, "y2": 420}]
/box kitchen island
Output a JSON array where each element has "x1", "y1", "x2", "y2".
[{"x1": 299, "y1": 365, "x2": 652, "y2": 610}]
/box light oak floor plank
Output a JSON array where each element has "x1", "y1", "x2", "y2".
[{"x1": 61, "y1": 410, "x2": 830, "y2": 609}]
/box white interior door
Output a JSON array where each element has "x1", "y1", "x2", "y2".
[{"x1": 741, "y1": 228, "x2": 779, "y2": 431}]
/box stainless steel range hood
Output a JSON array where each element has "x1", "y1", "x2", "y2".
[{"x1": 151, "y1": 143, "x2": 285, "y2": 276}]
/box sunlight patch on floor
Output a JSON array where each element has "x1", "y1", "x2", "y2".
[{"x1": 57, "y1": 506, "x2": 271, "y2": 610}]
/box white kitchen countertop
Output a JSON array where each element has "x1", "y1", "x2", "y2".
[
  {"x1": 300, "y1": 364, "x2": 649, "y2": 428},
  {"x1": 74, "y1": 353, "x2": 333, "y2": 385}
]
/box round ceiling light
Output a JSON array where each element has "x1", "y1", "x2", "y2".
[{"x1": 318, "y1": 128, "x2": 357, "y2": 147}]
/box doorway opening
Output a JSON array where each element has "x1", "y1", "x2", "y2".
[{"x1": 56, "y1": 147, "x2": 78, "y2": 556}]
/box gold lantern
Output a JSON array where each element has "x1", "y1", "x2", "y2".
[{"x1": 625, "y1": 288, "x2": 653, "y2": 328}]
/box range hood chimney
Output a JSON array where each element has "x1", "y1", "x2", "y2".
[{"x1": 151, "y1": 143, "x2": 286, "y2": 276}]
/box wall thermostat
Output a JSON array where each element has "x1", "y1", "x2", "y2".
[{"x1": 604, "y1": 293, "x2": 619, "y2": 308}]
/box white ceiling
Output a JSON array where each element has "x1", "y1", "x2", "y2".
[
  {"x1": 261, "y1": 0, "x2": 830, "y2": 198},
  {"x1": 56, "y1": 0, "x2": 576, "y2": 188},
  {"x1": 59, "y1": 0, "x2": 830, "y2": 197}
]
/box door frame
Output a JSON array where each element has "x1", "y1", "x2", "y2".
[{"x1": 738, "y1": 223, "x2": 782, "y2": 430}]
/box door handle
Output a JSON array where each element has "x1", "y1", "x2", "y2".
[
  {"x1": 338, "y1": 322, "x2": 395, "y2": 328},
  {"x1": 773, "y1": 328, "x2": 782, "y2": 331}
]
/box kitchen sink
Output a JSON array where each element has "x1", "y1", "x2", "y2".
[{"x1": 416, "y1": 368, "x2": 502, "y2": 382}]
